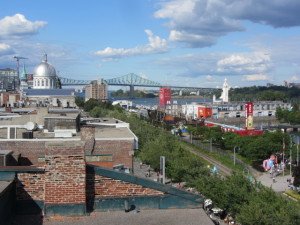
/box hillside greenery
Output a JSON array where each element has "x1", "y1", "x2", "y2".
[
  {"x1": 111, "y1": 89, "x2": 156, "y2": 98},
  {"x1": 228, "y1": 86, "x2": 300, "y2": 102},
  {"x1": 78, "y1": 98, "x2": 300, "y2": 225}
]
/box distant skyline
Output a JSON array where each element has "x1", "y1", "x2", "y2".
[{"x1": 0, "y1": 0, "x2": 300, "y2": 88}]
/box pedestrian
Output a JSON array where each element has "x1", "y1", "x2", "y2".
[{"x1": 270, "y1": 165, "x2": 276, "y2": 183}]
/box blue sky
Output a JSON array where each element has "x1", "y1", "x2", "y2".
[{"x1": 0, "y1": 0, "x2": 300, "y2": 88}]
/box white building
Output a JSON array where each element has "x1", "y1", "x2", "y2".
[
  {"x1": 212, "y1": 101, "x2": 292, "y2": 119},
  {"x1": 33, "y1": 55, "x2": 58, "y2": 89},
  {"x1": 22, "y1": 55, "x2": 75, "y2": 108}
]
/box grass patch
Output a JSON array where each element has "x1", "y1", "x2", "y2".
[{"x1": 180, "y1": 141, "x2": 246, "y2": 173}]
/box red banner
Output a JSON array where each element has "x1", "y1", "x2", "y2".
[{"x1": 245, "y1": 102, "x2": 253, "y2": 116}]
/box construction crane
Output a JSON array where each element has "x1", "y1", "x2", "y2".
[{"x1": 13, "y1": 56, "x2": 28, "y2": 90}]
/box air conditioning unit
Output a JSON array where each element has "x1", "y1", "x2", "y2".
[{"x1": 0, "y1": 150, "x2": 13, "y2": 166}]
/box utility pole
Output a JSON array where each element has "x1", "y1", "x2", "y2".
[
  {"x1": 296, "y1": 136, "x2": 299, "y2": 167},
  {"x1": 283, "y1": 137, "x2": 285, "y2": 177},
  {"x1": 233, "y1": 146, "x2": 240, "y2": 166},
  {"x1": 290, "y1": 138, "x2": 293, "y2": 176},
  {"x1": 160, "y1": 156, "x2": 165, "y2": 184}
]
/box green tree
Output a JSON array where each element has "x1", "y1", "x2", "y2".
[
  {"x1": 84, "y1": 98, "x2": 101, "y2": 112},
  {"x1": 237, "y1": 188, "x2": 300, "y2": 225},
  {"x1": 75, "y1": 96, "x2": 85, "y2": 108},
  {"x1": 89, "y1": 106, "x2": 108, "y2": 117}
]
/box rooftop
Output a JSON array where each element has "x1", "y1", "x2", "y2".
[
  {"x1": 0, "y1": 107, "x2": 80, "y2": 126},
  {"x1": 94, "y1": 126, "x2": 136, "y2": 140},
  {"x1": 12, "y1": 208, "x2": 214, "y2": 225},
  {"x1": 24, "y1": 89, "x2": 75, "y2": 96}
]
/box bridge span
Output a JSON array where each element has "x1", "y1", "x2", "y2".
[{"x1": 60, "y1": 73, "x2": 218, "y2": 97}]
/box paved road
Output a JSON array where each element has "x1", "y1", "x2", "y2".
[
  {"x1": 257, "y1": 171, "x2": 293, "y2": 193},
  {"x1": 180, "y1": 139, "x2": 293, "y2": 194}
]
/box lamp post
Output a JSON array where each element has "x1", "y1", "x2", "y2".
[
  {"x1": 296, "y1": 136, "x2": 300, "y2": 167},
  {"x1": 233, "y1": 146, "x2": 240, "y2": 166},
  {"x1": 290, "y1": 138, "x2": 293, "y2": 176}
]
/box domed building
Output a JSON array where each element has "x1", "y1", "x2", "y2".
[
  {"x1": 22, "y1": 55, "x2": 76, "y2": 108},
  {"x1": 33, "y1": 56, "x2": 58, "y2": 89}
]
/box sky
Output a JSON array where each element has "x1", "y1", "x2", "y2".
[{"x1": 0, "y1": 0, "x2": 300, "y2": 88}]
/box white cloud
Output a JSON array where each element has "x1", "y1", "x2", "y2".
[
  {"x1": 169, "y1": 30, "x2": 216, "y2": 47},
  {"x1": 206, "y1": 75, "x2": 213, "y2": 81},
  {"x1": 0, "y1": 43, "x2": 14, "y2": 56},
  {"x1": 217, "y1": 52, "x2": 271, "y2": 75},
  {"x1": 158, "y1": 51, "x2": 271, "y2": 78},
  {"x1": 155, "y1": 0, "x2": 300, "y2": 47},
  {"x1": 243, "y1": 74, "x2": 269, "y2": 81},
  {"x1": 95, "y1": 30, "x2": 167, "y2": 59},
  {"x1": 0, "y1": 14, "x2": 47, "y2": 38},
  {"x1": 290, "y1": 75, "x2": 299, "y2": 82}
]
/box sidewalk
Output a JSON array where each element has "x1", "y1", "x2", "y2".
[{"x1": 256, "y1": 171, "x2": 292, "y2": 192}]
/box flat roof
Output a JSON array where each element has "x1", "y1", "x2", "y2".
[
  {"x1": 94, "y1": 127, "x2": 135, "y2": 139},
  {"x1": 13, "y1": 209, "x2": 214, "y2": 225},
  {"x1": 0, "y1": 108, "x2": 79, "y2": 126},
  {"x1": 24, "y1": 89, "x2": 75, "y2": 96}
]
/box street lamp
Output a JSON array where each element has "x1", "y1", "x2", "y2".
[
  {"x1": 233, "y1": 146, "x2": 240, "y2": 166},
  {"x1": 296, "y1": 136, "x2": 300, "y2": 167}
]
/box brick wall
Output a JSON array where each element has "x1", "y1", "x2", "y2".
[
  {"x1": 16, "y1": 172, "x2": 45, "y2": 201},
  {"x1": 0, "y1": 141, "x2": 46, "y2": 165},
  {"x1": 81, "y1": 126, "x2": 96, "y2": 155},
  {"x1": 81, "y1": 126, "x2": 95, "y2": 142},
  {"x1": 86, "y1": 173, "x2": 163, "y2": 199},
  {"x1": 93, "y1": 140, "x2": 133, "y2": 169},
  {"x1": 44, "y1": 142, "x2": 86, "y2": 205}
]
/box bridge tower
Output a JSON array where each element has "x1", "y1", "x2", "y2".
[{"x1": 129, "y1": 85, "x2": 135, "y2": 99}]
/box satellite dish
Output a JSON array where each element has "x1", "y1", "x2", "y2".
[{"x1": 25, "y1": 122, "x2": 37, "y2": 131}]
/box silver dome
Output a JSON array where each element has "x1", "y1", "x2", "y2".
[{"x1": 33, "y1": 61, "x2": 57, "y2": 78}]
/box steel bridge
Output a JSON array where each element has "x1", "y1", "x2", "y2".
[{"x1": 60, "y1": 73, "x2": 217, "y2": 97}]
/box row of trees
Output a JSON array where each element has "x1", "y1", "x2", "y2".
[
  {"x1": 228, "y1": 85, "x2": 300, "y2": 102},
  {"x1": 187, "y1": 125, "x2": 292, "y2": 162},
  {"x1": 111, "y1": 89, "x2": 156, "y2": 98},
  {"x1": 78, "y1": 98, "x2": 300, "y2": 224},
  {"x1": 276, "y1": 105, "x2": 300, "y2": 124}
]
